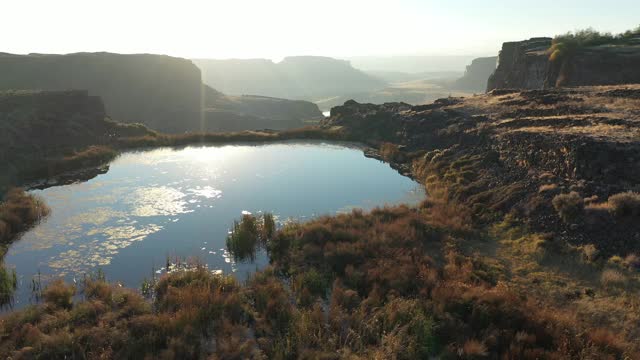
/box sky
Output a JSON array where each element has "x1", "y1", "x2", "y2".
[{"x1": 3, "y1": 0, "x2": 639, "y2": 60}]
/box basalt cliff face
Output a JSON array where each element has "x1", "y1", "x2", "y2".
[
  {"x1": 0, "y1": 53, "x2": 202, "y2": 133},
  {"x1": 487, "y1": 37, "x2": 640, "y2": 91},
  {"x1": 452, "y1": 56, "x2": 497, "y2": 92}
]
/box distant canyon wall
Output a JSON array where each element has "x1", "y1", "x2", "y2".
[
  {"x1": 0, "y1": 53, "x2": 203, "y2": 133},
  {"x1": 193, "y1": 56, "x2": 387, "y2": 100},
  {"x1": 452, "y1": 56, "x2": 497, "y2": 92},
  {"x1": 487, "y1": 37, "x2": 640, "y2": 91}
]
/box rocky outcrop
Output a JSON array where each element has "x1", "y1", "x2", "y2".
[
  {"x1": 0, "y1": 52, "x2": 202, "y2": 133},
  {"x1": 202, "y1": 85, "x2": 323, "y2": 131},
  {"x1": 487, "y1": 37, "x2": 640, "y2": 90},
  {"x1": 323, "y1": 85, "x2": 640, "y2": 254},
  {"x1": 487, "y1": 38, "x2": 553, "y2": 91},
  {"x1": 193, "y1": 56, "x2": 386, "y2": 101},
  {"x1": 0, "y1": 90, "x2": 151, "y2": 186},
  {"x1": 452, "y1": 56, "x2": 497, "y2": 92}
]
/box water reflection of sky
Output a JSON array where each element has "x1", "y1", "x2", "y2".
[{"x1": 6, "y1": 142, "x2": 424, "y2": 306}]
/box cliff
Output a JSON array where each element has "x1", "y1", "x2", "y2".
[
  {"x1": 0, "y1": 52, "x2": 202, "y2": 133},
  {"x1": 487, "y1": 37, "x2": 640, "y2": 90},
  {"x1": 193, "y1": 56, "x2": 386, "y2": 101},
  {"x1": 452, "y1": 56, "x2": 497, "y2": 92},
  {"x1": 202, "y1": 85, "x2": 323, "y2": 131},
  {"x1": 0, "y1": 90, "x2": 150, "y2": 186}
]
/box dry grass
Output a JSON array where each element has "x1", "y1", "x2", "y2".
[
  {"x1": 552, "y1": 192, "x2": 584, "y2": 223},
  {"x1": 0, "y1": 188, "x2": 49, "y2": 246},
  {"x1": 600, "y1": 269, "x2": 628, "y2": 289},
  {"x1": 538, "y1": 183, "x2": 559, "y2": 193},
  {"x1": 607, "y1": 191, "x2": 640, "y2": 218},
  {"x1": 462, "y1": 339, "x2": 488, "y2": 357}
]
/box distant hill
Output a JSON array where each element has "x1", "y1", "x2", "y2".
[
  {"x1": 193, "y1": 56, "x2": 387, "y2": 100},
  {"x1": 0, "y1": 52, "x2": 202, "y2": 133},
  {"x1": 451, "y1": 56, "x2": 497, "y2": 92},
  {"x1": 315, "y1": 79, "x2": 472, "y2": 111},
  {"x1": 366, "y1": 70, "x2": 462, "y2": 84},
  {"x1": 203, "y1": 85, "x2": 323, "y2": 131},
  {"x1": 344, "y1": 55, "x2": 479, "y2": 73}
]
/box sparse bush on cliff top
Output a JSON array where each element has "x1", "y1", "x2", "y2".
[
  {"x1": 548, "y1": 26, "x2": 640, "y2": 62},
  {"x1": 607, "y1": 191, "x2": 640, "y2": 219},
  {"x1": 552, "y1": 192, "x2": 584, "y2": 223}
]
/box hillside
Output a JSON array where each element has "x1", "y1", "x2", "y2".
[
  {"x1": 320, "y1": 85, "x2": 640, "y2": 355},
  {"x1": 193, "y1": 56, "x2": 386, "y2": 101},
  {"x1": 0, "y1": 90, "x2": 151, "y2": 188},
  {"x1": 0, "y1": 53, "x2": 202, "y2": 133},
  {"x1": 326, "y1": 84, "x2": 640, "y2": 264}
]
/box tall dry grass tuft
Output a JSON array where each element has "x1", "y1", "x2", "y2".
[
  {"x1": 552, "y1": 192, "x2": 584, "y2": 223},
  {"x1": 607, "y1": 191, "x2": 640, "y2": 219},
  {"x1": 0, "y1": 188, "x2": 50, "y2": 244}
]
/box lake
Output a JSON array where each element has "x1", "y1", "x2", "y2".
[{"x1": 6, "y1": 141, "x2": 424, "y2": 306}]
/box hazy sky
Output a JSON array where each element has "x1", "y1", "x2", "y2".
[{"x1": 3, "y1": 0, "x2": 639, "y2": 59}]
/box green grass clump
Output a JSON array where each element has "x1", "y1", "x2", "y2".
[{"x1": 226, "y1": 213, "x2": 276, "y2": 261}]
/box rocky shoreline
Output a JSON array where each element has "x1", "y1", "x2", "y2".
[{"x1": 322, "y1": 84, "x2": 640, "y2": 256}]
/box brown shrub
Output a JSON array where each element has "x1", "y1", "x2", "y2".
[
  {"x1": 623, "y1": 254, "x2": 640, "y2": 270},
  {"x1": 0, "y1": 188, "x2": 50, "y2": 243},
  {"x1": 581, "y1": 244, "x2": 600, "y2": 262},
  {"x1": 600, "y1": 269, "x2": 627, "y2": 289},
  {"x1": 463, "y1": 339, "x2": 488, "y2": 358},
  {"x1": 552, "y1": 192, "x2": 584, "y2": 223},
  {"x1": 43, "y1": 280, "x2": 75, "y2": 310},
  {"x1": 607, "y1": 191, "x2": 640, "y2": 219}
]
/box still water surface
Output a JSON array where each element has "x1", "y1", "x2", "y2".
[{"x1": 6, "y1": 142, "x2": 424, "y2": 306}]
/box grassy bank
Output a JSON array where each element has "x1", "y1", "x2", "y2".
[
  {"x1": 0, "y1": 188, "x2": 49, "y2": 305},
  {"x1": 0, "y1": 202, "x2": 636, "y2": 358}
]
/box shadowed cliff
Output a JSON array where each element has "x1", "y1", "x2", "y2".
[{"x1": 0, "y1": 52, "x2": 203, "y2": 133}]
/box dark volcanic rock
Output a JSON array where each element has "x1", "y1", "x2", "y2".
[
  {"x1": 0, "y1": 52, "x2": 203, "y2": 133},
  {"x1": 487, "y1": 38, "x2": 553, "y2": 91}
]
